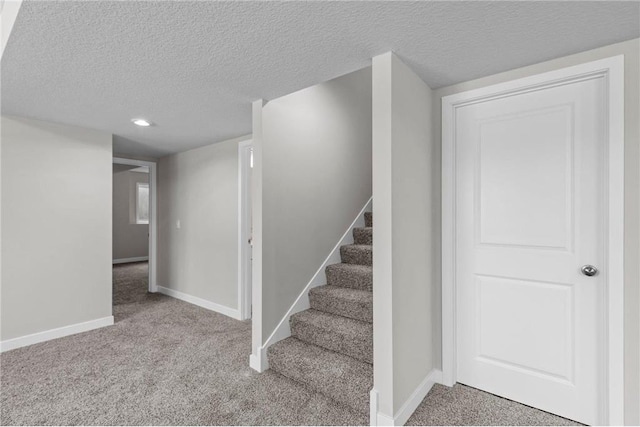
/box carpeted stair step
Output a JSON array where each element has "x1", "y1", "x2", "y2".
[
  {"x1": 364, "y1": 212, "x2": 373, "y2": 227},
  {"x1": 340, "y1": 244, "x2": 372, "y2": 266},
  {"x1": 267, "y1": 337, "x2": 372, "y2": 415},
  {"x1": 290, "y1": 309, "x2": 372, "y2": 364},
  {"x1": 309, "y1": 285, "x2": 372, "y2": 323},
  {"x1": 325, "y1": 263, "x2": 372, "y2": 291},
  {"x1": 353, "y1": 227, "x2": 372, "y2": 245}
]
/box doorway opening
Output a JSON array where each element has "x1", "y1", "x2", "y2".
[{"x1": 112, "y1": 157, "x2": 157, "y2": 311}]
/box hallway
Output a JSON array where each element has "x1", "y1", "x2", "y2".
[{"x1": 113, "y1": 261, "x2": 153, "y2": 307}]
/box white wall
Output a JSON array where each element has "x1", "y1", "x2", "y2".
[
  {"x1": 432, "y1": 38, "x2": 640, "y2": 425},
  {"x1": 258, "y1": 67, "x2": 372, "y2": 345},
  {"x1": 157, "y1": 135, "x2": 249, "y2": 315},
  {"x1": 1, "y1": 115, "x2": 113, "y2": 342},
  {"x1": 372, "y1": 53, "x2": 436, "y2": 422},
  {"x1": 112, "y1": 166, "x2": 148, "y2": 260}
]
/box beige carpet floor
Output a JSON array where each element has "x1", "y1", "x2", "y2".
[
  {"x1": 1, "y1": 262, "x2": 581, "y2": 426},
  {"x1": 406, "y1": 384, "x2": 581, "y2": 426}
]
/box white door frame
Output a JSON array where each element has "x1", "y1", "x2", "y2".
[
  {"x1": 238, "y1": 140, "x2": 253, "y2": 320},
  {"x1": 112, "y1": 157, "x2": 158, "y2": 293},
  {"x1": 441, "y1": 56, "x2": 625, "y2": 425}
]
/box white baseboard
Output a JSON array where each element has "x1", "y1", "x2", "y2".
[
  {"x1": 0, "y1": 316, "x2": 114, "y2": 353},
  {"x1": 249, "y1": 352, "x2": 269, "y2": 373},
  {"x1": 370, "y1": 389, "x2": 383, "y2": 426},
  {"x1": 250, "y1": 347, "x2": 270, "y2": 372},
  {"x1": 254, "y1": 198, "x2": 373, "y2": 371},
  {"x1": 370, "y1": 369, "x2": 443, "y2": 426},
  {"x1": 157, "y1": 286, "x2": 242, "y2": 320},
  {"x1": 113, "y1": 256, "x2": 148, "y2": 264}
]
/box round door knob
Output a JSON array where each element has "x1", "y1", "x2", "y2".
[{"x1": 581, "y1": 265, "x2": 598, "y2": 277}]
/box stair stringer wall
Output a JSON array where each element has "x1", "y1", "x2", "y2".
[{"x1": 254, "y1": 197, "x2": 372, "y2": 371}]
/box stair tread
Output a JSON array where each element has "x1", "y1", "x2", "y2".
[
  {"x1": 310, "y1": 284, "x2": 372, "y2": 301},
  {"x1": 309, "y1": 285, "x2": 372, "y2": 323},
  {"x1": 353, "y1": 227, "x2": 373, "y2": 245},
  {"x1": 364, "y1": 212, "x2": 373, "y2": 228},
  {"x1": 325, "y1": 263, "x2": 372, "y2": 291},
  {"x1": 291, "y1": 309, "x2": 372, "y2": 364},
  {"x1": 267, "y1": 337, "x2": 372, "y2": 414},
  {"x1": 326, "y1": 262, "x2": 372, "y2": 274},
  {"x1": 340, "y1": 244, "x2": 372, "y2": 266},
  {"x1": 292, "y1": 309, "x2": 372, "y2": 340}
]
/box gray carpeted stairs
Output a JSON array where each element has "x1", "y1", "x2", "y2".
[{"x1": 268, "y1": 211, "x2": 373, "y2": 415}]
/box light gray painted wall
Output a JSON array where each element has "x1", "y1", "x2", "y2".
[
  {"x1": 390, "y1": 54, "x2": 435, "y2": 416},
  {"x1": 157, "y1": 135, "x2": 249, "y2": 310},
  {"x1": 112, "y1": 167, "x2": 148, "y2": 260},
  {"x1": 261, "y1": 67, "x2": 372, "y2": 342},
  {"x1": 432, "y1": 38, "x2": 640, "y2": 425},
  {"x1": 1, "y1": 115, "x2": 112, "y2": 341},
  {"x1": 372, "y1": 53, "x2": 394, "y2": 417},
  {"x1": 372, "y1": 52, "x2": 435, "y2": 417}
]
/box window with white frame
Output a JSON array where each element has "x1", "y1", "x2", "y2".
[{"x1": 136, "y1": 182, "x2": 149, "y2": 224}]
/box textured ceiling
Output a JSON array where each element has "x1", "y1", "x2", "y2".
[{"x1": 2, "y1": 1, "x2": 638, "y2": 158}]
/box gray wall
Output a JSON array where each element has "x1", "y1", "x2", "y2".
[
  {"x1": 261, "y1": 67, "x2": 372, "y2": 342},
  {"x1": 432, "y1": 38, "x2": 640, "y2": 425},
  {"x1": 112, "y1": 166, "x2": 149, "y2": 260},
  {"x1": 1, "y1": 116, "x2": 112, "y2": 341},
  {"x1": 372, "y1": 53, "x2": 436, "y2": 417},
  {"x1": 157, "y1": 135, "x2": 249, "y2": 310}
]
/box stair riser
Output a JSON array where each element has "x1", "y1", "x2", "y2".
[
  {"x1": 353, "y1": 228, "x2": 372, "y2": 245},
  {"x1": 364, "y1": 212, "x2": 373, "y2": 228},
  {"x1": 325, "y1": 265, "x2": 372, "y2": 291},
  {"x1": 309, "y1": 292, "x2": 372, "y2": 323},
  {"x1": 290, "y1": 318, "x2": 373, "y2": 364},
  {"x1": 267, "y1": 339, "x2": 372, "y2": 415},
  {"x1": 340, "y1": 246, "x2": 372, "y2": 266}
]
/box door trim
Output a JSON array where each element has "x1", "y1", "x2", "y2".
[
  {"x1": 238, "y1": 139, "x2": 253, "y2": 321},
  {"x1": 112, "y1": 157, "x2": 158, "y2": 293},
  {"x1": 441, "y1": 55, "x2": 624, "y2": 425}
]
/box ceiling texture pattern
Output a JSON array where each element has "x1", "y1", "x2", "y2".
[{"x1": 2, "y1": 1, "x2": 639, "y2": 158}]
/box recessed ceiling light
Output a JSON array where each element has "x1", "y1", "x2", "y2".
[{"x1": 132, "y1": 118, "x2": 152, "y2": 127}]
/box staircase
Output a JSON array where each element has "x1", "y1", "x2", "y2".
[{"x1": 267, "y1": 211, "x2": 374, "y2": 415}]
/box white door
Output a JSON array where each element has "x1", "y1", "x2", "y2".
[{"x1": 455, "y1": 76, "x2": 605, "y2": 425}]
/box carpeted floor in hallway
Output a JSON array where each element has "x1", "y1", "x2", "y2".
[{"x1": 0, "y1": 262, "x2": 581, "y2": 426}]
